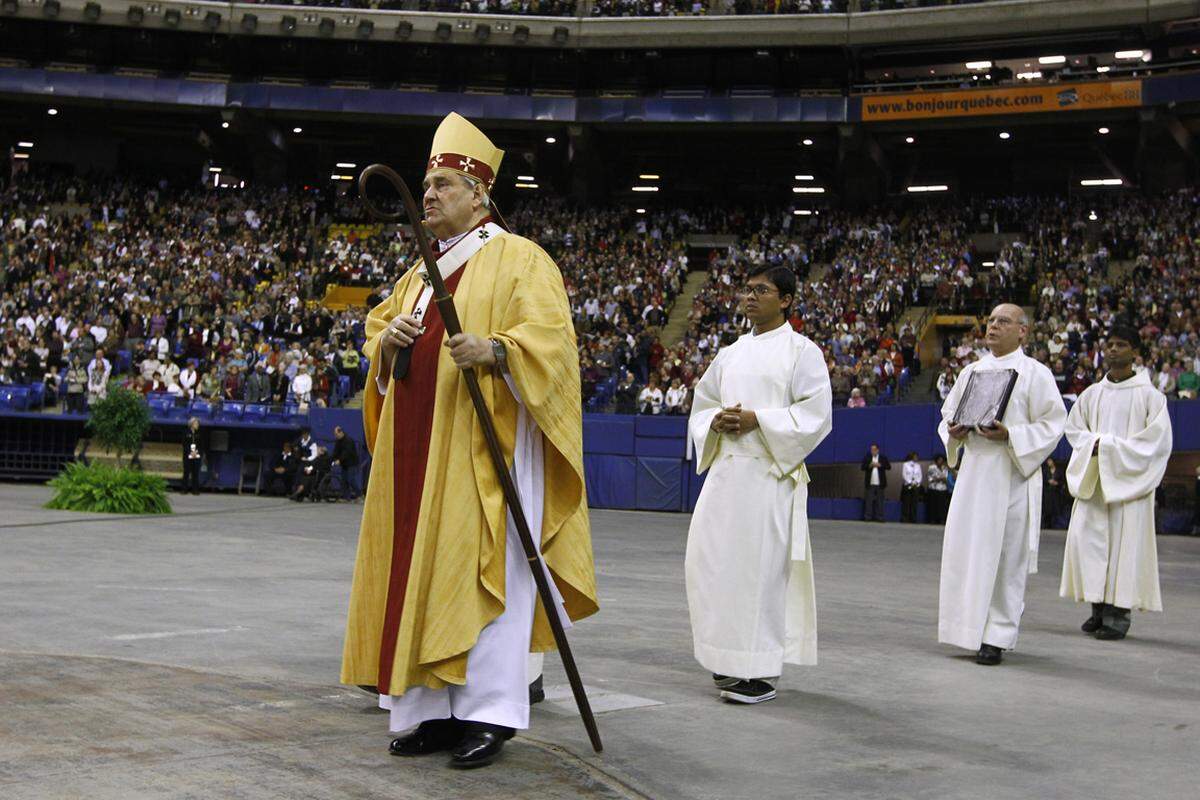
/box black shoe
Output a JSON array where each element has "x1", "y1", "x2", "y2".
[
  {"x1": 1081, "y1": 604, "x2": 1104, "y2": 634},
  {"x1": 528, "y1": 674, "x2": 545, "y2": 705},
  {"x1": 449, "y1": 724, "x2": 514, "y2": 768},
  {"x1": 1095, "y1": 627, "x2": 1127, "y2": 641},
  {"x1": 719, "y1": 679, "x2": 777, "y2": 704},
  {"x1": 712, "y1": 673, "x2": 740, "y2": 689},
  {"x1": 388, "y1": 718, "x2": 464, "y2": 757},
  {"x1": 975, "y1": 644, "x2": 1003, "y2": 666}
]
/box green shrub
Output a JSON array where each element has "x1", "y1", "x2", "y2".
[
  {"x1": 88, "y1": 384, "x2": 152, "y2": 466},
  {"x1": 46, "y1": 461, "x2": 172, "y2": 515}
]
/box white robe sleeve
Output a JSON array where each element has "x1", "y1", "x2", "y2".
[
  {"x1": 1005, "y1": 367, "x2": 1067, "y2": 479},
  {"x1": 1064, "y1": 394, "x2": 1101, "y2": 500},
  {"x1": 687, "y1": 350, "x2": 724, "y2": 474},
  {"x1": 754, "y1": 341, "x2": 833, "y2": 477},
  {"x1": 1097, "y1": 390, "x2": 1172, "y2": 504},
  {"x1": 938, "y1": 366, "x2": 971, "y2": 468}
]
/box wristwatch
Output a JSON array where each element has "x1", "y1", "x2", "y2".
[{"x1": 489, "y1": 338, "x2": 508, "y2": 372}]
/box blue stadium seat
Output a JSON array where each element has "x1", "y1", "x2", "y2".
[
  {"x1": 216, "y1": 401, "x2": 245, "y2": 422},
  {"x1": 190, "y1": 399, "x2": 214, "y2": 419},
  {"x1": 337, "y1": 375, "x2": 351, "y2": 405},
  {"x1": 263, "y1": 404, "x2": 289, "y2": 424},
  {"x1": 284, "y1": 403, "x2": 307, "y2": 425},
  {"x1": 29, "y1": 382, "x2": 45, "y2": 409},
  {"x1": 244, "y1": 403, "x2": 269, "y2": 422},
  {"x1": 0, "y1": 387, "x2": 30, "y2": 411},
  {"x1": 148, "y1": 396, "x2": 173, "y2": 418}
]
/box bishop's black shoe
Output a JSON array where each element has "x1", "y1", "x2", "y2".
[
  {"x1": 388, "y1": 718, "x2": 464, "y2": 757},
  {"x1": 719, "y1": 679, "x2": 777, "y2": 704},
  {"x1": 449, "y1": 723, "x2": 515, "y2": 769},
  {"x1": 1081, "y1": 603, "x2": 1105, "y2": 634},
  {"x1": 975, "y1": 644, "x2": 1003, "y2": 666}
]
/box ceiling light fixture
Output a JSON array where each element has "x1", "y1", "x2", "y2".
[
  {"x1": 794, "y1": 174, "x2": 814, "y2": 181},
  {"x1": 999, "y1": 131, "x2": 1011, "y2": 140},
  {"x1": 1079, "y1": 178, "x2": 1123, "y2": 186},
  {"x1": 965, "y1": 60, "x2": 992, "y2": 70},
  {"x1": 545, "y1": 136, "x2": 556, "y2": 144},
  {"x1": 293, "y1": 127, "x2": 303, "y2": 134},
  {"x1": 336, "y1": 162, "x2": 357, "y2": 169},
  {"x1": 515, "y1": 182, "x2": 539, "y2": 189},
  {"x1": 1038, "y1": 55, "x2": 1066, "y2": 65},
  {"x1": 907, "y1": 185, "x2": 949, "y2": 193},
  {"x1": 631, "y1": 186, "x2": 659, "y2": 192},
  {"x1": 1098, "y1": 127, "x2": 1110, "y2": 135},
  {"x1": 801, "y1": 138, "x2": 814, "y2": 146},
  {"x1": 792, "y1": 187, "x2": 825, "y2": 194},
  {"x1": 1114, "y1": 50, "x2": 1144, "y2": 60}
]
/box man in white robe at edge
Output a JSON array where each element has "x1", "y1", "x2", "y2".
[
  {"x1": 685, "y1": 264, "x2": 833, "y2": 704},
  {"x1": 1060, "y1": 325, "x2": 1172, "y2": 641},
  {"x1": 938, "y1": 303, "x2": 1066, "y2": 666}
]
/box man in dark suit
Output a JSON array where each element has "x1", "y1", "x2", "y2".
[
  {"x1": 861, "y1": 443, "x2": 891, "y2": 522},
  {"x1": 331, "y1": 425, "x2": 362, "y2": 501},
  {"x1": 267, "y1": 441, "x2": 299, "y2": 496},
  {"x1": 291, "y1": 445, "x2": 332, "y2": 502}
]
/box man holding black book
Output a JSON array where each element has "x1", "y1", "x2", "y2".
[{"x1": 936, "y1": 304, "x2": 1066, "y2": 666}]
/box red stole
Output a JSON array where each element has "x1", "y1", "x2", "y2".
[{"x1": 375, "y1": 264, "x2": 468, "y2": 693}]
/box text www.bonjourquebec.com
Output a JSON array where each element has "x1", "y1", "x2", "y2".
[{"x1": 865, "y1": 93, "x2": 1045, "y2": 116}]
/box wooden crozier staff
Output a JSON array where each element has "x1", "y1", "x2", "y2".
[{"x1": 358, "y1": 164, "x2": 603, "y2": 754}]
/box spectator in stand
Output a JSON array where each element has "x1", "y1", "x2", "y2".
[
  {"x1": 244, "y1": 362, "x2": 272, "y2": 404},
  {"x1": 638, "y1": 375, "x2": 665, "y2": 415},
  {"x1": 86, "y1": 348, "x2": 111, "y2": 407},
  {"x1": 847, "y1": 387, "x2": 867, "y2": 408},
  {"x1": 331, "y1": 425, "x2": 362, "y2": 501},
  {"x1": 178, "y1": 362, "x2": 198, "y2": 400},
  {"x1": 64, "y1": 356, "x2": 86, "y2": 414},
  {"x1": 860, "y1": 443, "x2": 890, "y2": 522},
  {"x1": 664, "y1": 377, "x2": 689, "y2": 415},
  {"x1": 181, "y1": 417, "x2": 205, "y2": 495},
  {"x1": 1042, "y1": 457, "x2": 1066, "y2": 530},
  {"x1": 291, "y1": 445, "x2": 332, "y2": 502},
  {"x1": 926, "y1": 455, "x2": 950, "y2": 525},
  {"x1": 292, "y1": 366, "x2": 314, "y2": 406},
  {"x1": 614, "y1": 370, "x2": 640, "y2": 414},
  {"x1": 900, "y1": 452, "x2": 923, "y2": 523},
  {"x1": 267, "y1": 441, "x2": 299, "y2": 496}
]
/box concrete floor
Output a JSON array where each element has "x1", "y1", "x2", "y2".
[{"x1": 1, "y1": 483, "x2": 1197, "y2": 800}]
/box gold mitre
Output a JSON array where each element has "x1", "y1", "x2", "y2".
[{"x1": 425, "y1": 112, "x2": 504, "y2": 191}]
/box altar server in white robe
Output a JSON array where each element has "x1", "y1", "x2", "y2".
[
  {"x1": 1060, "y1": 325, "x2": 1172, "y2": 640},
  {"x1": 938, "y1": 304, "x2": 1066, "y2": 666},
  {"x1": 686, "y1": 264, "x2": 833, "y2": 704}
]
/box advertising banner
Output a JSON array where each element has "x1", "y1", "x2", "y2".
[{"x1": 858, "y1": 80, "x2": 1142, "y2": 122}]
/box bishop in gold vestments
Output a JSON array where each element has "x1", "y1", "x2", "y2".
[{"x1": 340, "y1": 114, "x2": 597, "y2": 760}]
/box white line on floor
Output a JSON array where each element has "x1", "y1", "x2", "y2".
[
  {"x1": 95, "y1": 585, "x2": 219, "y2": 592},
  {"x1": 110, "y1": 626, "x2": 247, "y2": 641}
]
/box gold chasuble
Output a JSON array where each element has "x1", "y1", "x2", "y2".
[{"x1": 340, "y1": 229, "x2": 598, "y2": 697}]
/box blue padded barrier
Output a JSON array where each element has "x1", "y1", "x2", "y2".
[
  {"x1": 634, "y1": 415, "x2": 688, "y2": 439},
  {"x1": 685, "y1": 463, "x2": 706, "y2": 513},
  {"x1": 1175, "y1": 400, "x2": 1200, "y2": 451},
  {"x1": 635, "y1": 437, "x2": 686, "y2": 458},
  {"x1": 828, "y1": 499, "x2": 865, "y2": 520},
  {"x1": 635, "y1": 457, "x2": 684, "y2": 512},
  {"x1": 582, "y1": 414, "x2": 635, "y2": 456},
  {"x1": 583, "y1": 454, "x2": 636, "y2": 510}
]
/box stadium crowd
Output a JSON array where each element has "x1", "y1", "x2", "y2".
[
  {"x1": 0, "y1": 172, "x2": 367, "y2": 412},
  {"x1": 3, "y1": 169, "x2": 1198, "y2": 423},
  {"x1": 931, "y1": 192, "x2": 1200, "y2": 405}
]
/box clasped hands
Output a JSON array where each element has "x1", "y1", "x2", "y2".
[
  {"x1": 948, "y1": 421, "x2": 1009, "y2": 442},
  {"x1": 710, "y1": 403, "x2": 758, "y2": 435},
  {"x1": 381, "y1": 313, "x2": 495, "y2": 369}
]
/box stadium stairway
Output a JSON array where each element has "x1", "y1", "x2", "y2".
[{"x1": 660, "y1": 271, "x2": 711, "y2": 348}]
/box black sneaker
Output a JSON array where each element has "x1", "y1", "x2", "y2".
[
  {"x1": 719, "y1": 679, "x2": 777, "y2": 704},
  {"x1": 1081, "y1": 603, "x2": 1104, "y2": 634},
  {"x1": 712, "y1": 673, "x2": 740, "y2": 689}
]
